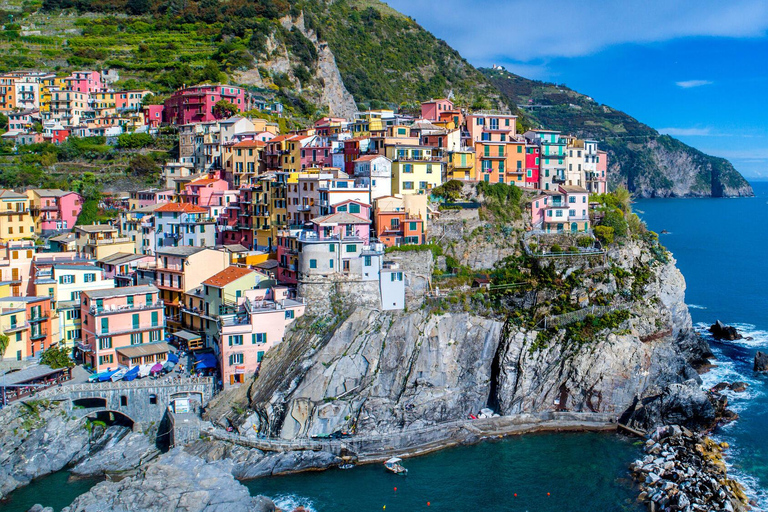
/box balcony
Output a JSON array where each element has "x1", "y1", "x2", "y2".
[
  {"x1": 29, "y1": 313, "x2": 49, "y2": 322},
  {"x1": 296, "y1": 204, "x2": 312, "y2": 212},
  {"x1": 552, "y1": 174, "x2": 566, "y2": 184},
  {"x1": 4, "y1": 322, "x2": 29, "y2": 333},
  {"x1": 30, "y1": 328, "x2": 48, "y2": 341},
  {"x1": 86, "y1": 236, "x2": 132, "y2": 246},
  {"x1": 89, "y1": 300, "x2": 165, "y2": 315},
  {"x1": 97, "y1": 322, "x2": 166, "y2": 337}
]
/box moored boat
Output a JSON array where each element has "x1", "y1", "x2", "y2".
[{"x1": 384, "y1": 457, "x2": 407, "y2": 475}]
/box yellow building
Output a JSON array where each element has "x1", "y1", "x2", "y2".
[
  {"x1": 447, "y1": 149, "x2": 476, "y2": 181},
  {"x1": 91, "y1": 91, "x2": 116, "y2": 110},
  {"x1": 386, "y1": 145, "x2": 444, "y2": 195},
  {"x1": 0, "y1": 190, "x2": 34, "y2": 241},
  {"x1": 223, "y1": 140, "x2": 265, "y2": 188}
]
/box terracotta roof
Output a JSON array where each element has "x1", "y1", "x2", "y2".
[
  {"x1": 155, "y1": 203, "x2": 208, "y2": 213},
  {"x1": 559, "y1": 185, "x2": 589, "y2": 193},
  {"x1": 233, "y1": 140, "x2": 265, "y2": 148},
  {"x1": 188, "y1": 178, "x2": 219, "y2": 186},
  {"x1": 202, "y1": 266, "x2": 255, "y2": 288},
  {"x1": 268, "y1": 134, "x2": 293, "y2": 143}
]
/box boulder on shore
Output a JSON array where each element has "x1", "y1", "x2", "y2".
[
  {"x1": 710, "y1": 320, "x2": 742, "y2": 341},
  {"x1": 729, "y1": 382, "x2": 749, "y2": 393},
  {"x1": 754, "y1": 351, "x2": 768, "y2": 372}
]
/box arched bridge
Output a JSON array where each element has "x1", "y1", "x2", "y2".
[{"x1": 25, "y1": 377, "x2": 214, "y2": 428}]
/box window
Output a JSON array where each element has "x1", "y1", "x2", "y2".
[
  {"x1": 59, "y1": 274, "x2": 74, "y2": 284},
  {"x1": 229, "y1": 335, "x2": 243, "y2": 346},
  {"x1": 98, "y1": 354, "x2": 113, "y2": 365},
  {"x1": 229, "y1": 353, "x2": 244, "y2": 365},
  {"x1": 253, "y1": 332, "x2": 267, "y2": 344},
  {"x1": 99, "y1": 337, "x2": 112, "y2": 349},
  {"x1": 364, "y1": 256, "x2": 372, "y2": 266},
  {"x1": 569, "y1": 196, "x2": 576, "y2": 203},
  {"x1": 120, "y1": 396, "x2": 128, "y2": 407},
  {"x1": 257, "y1": 351, "x2": 264, "y2": 362},
  {"x1": 285, "y1": 310, "x2": 295, "y2": 319},
  {"x1": 349, "y1": 203, "x2": 361, "y2": 214},
  {"x1": 403, "y1": 164, "x2": 413, "y2": 173},
  {"x1": 403, "y1": 182, "x2": 414, "y2": 190},
  {"x1": 101, "y1": 317, "x2": 109, "y2": 334},
  {"x1": 127, "y1": 296, "x2": 134, "y2": 307},
  {"x1": 150, "y1": 330, "x2": 160, "y2": 342},
  {"x1": 569, "y1": 209, "x2": 576, "y2": 217},
  {"x1": 84, "y1": 273, "x2": 96, "y2": 283},
  {"x1": 555, "y1": 210, "x2": 563, "y2": 218},
  {"x1": 346, "y1": 244, "x2": 356, "y2": 253},
  {"x1": 132, "y1": 313, "x2": 139, "y2": 329},
  {"x1": 130, "y1": 332, "x2": 143, "y2": 345},
  {"x1": 149, "y1": 394, "x2": 157, "y2": 405},
  {"x1": 329, "y1": 244, "x2": 335, "y2": 252},
  {"x1": 309, "y1": 259, "x2": 317, "y2": 269},
  {"x1": 426, "y1": 164, "x2": 433, "y2": 174}
]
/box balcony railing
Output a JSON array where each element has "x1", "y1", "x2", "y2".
[
  {"x1": 98, "y1": 321, "x2": 165, "y2": 337},
  {"x1": 89, "y1": 300, "x2": 164, "y2": 315},
  {"x1": 87, "y1": 236, "x2": 131, "y2": 246},
  {"x1": 30, "y1": 328, "x2": 48, "y2": 340}
]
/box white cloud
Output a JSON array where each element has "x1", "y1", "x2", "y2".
[
  {"x1": 675, "y1": 80, "x2": 713, "y2": 88},
  {"x1": 384, "y1": 0, "x2": 768, "y2": 61},
  {"x1": 659, "y1": 127, "x2": 713, "y2": 136}
]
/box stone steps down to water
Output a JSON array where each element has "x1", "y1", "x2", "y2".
[{"x1": 630, "y1": 425, "x2": 750, "y2": 512}]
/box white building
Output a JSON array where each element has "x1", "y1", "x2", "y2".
[{"x1": 353, "y1": 155, "x2": 392, "y2": 201}]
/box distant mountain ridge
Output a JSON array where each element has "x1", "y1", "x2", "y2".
[{"x1": 480, "y1": 68, "x2": 753, "y2": 198}]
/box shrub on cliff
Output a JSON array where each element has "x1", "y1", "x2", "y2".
[
  {"x1": 601, "y1": 208, "x2": 628, "y2": 238},
  {"x1": 594, "y1": 226, "x2": 614, "y2": 245}
]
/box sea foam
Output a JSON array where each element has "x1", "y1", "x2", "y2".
[{"x1": 271, "y1": 494, "x2": 317, "y2": 512}]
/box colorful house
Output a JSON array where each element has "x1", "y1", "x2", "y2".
[
  {"x1": 26, "y1": 189, "x2": 83, "y2": 234},
  {"x1": 528, "y1": 185, "x2": 590, "y2": 233},
  {"x1": 163, "y1": 84, "x2": 247, "y2": 125},
  {"x1": 0, "y1": 190, "x2": 34, "y2": 242},
  {"x1": 386, "y1": 145, "x2": 443, "y2": 195},
  {"x1": 80, "y1": 285, "x2": 166, "y2": 372}
]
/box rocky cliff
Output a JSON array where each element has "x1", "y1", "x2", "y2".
[{"x1": 207, "y1": 238, "x2": 713, "y2": 447}]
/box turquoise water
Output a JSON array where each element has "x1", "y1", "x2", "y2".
[
  {"x1": 0, "y1": 471, "x2": 99, "y2": 512},
  {"x1": 247, "y1": 432, "x2": 644, "y2": 512},
  {"x1": 637, "y1": 181, "x2": 768, "y2": 508}
]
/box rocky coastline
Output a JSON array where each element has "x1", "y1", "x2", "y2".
[{"x1": 631, "y1": 425, "x2": 750, "y2": 512}]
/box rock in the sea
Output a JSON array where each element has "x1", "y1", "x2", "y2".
[
  {"x1": 62, "y1": 448, "x2": 274, "y2": 512},
  {"x1": 712, "y1": 382, "x2": 730, "y2": 392},
  {"x1": 754, "y1": 351, "x2": 768, "y2": 372},
  {"x1": 710, "y1": 320, "x2": 742, "y2": 341},
  {"x1": 27, "y1": 505, "x2": 53, "y2": 512},
  {"x1": 729, "y1": 382, "x2": 748, "y2": 393},
  {"x1": 621, "y1": 381, "x2": 716, "y2": 431}
]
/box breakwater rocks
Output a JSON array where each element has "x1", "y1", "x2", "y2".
[{"x1": 630, "y1": 425, "x2": 750, "y2": 512}]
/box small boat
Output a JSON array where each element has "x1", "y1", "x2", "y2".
[
  {"x1": 339, "y1": 463, "x2": 355, "y2": 470},
  {"x1": 123, "y1": 366, "x2": 140, "y2": 381},
  {"x1": 384, "y1": 457, "x2": 408, "y2": 475},
  {"x1": 97, "y1": 369, "x2": 119, "y2": 382},
  {"x1": 138, "y1": 364, "x2": 153, "y2": 378},
  {"x1": 88, "y1": 371, "x2": 106, "y2": 383},
  {"x1": 110, "y1": 368, "x2": 128, "y2": 382}
]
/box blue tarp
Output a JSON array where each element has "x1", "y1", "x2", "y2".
[
  {"x1": 167, "y1": 352, "x2": 179, "y2": 364},
  {"x1": 123, "y1": 367, "x2": 140, "y2": 381},
  {"x1": 194, "y1": 353, "x2": 217, "y2": 370},
  {"x1": 97, "y1": 369, "x2": 118, "y2": 382}
]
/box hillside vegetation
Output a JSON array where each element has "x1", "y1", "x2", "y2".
[{"x1": 0, "y1": 0, "x2": 753, "y2": 197}]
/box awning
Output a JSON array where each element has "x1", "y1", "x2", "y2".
[
  {"x1": 1, "y1": 365, "x2": 65, "y2": 386},
  {"x1": 194, "y1": 353, "x2": 217, "y2": 370},
  {"x1": 167, "y1": 352, "x2": 179, "y2": 364},
  {"x1": 173, "y1": 330, "x2": 202, "y2": 342},
  {"x1": 115, "y1": 342, "x2": 171, "y2": 360}
]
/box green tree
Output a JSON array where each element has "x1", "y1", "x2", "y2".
[
  {"x1": 0, "y1": 333, "x2": 8, "y2": 360},
  {"x1": 0, "y1": 113, "x2": 7, "y2": 131},
  {"x1": 39, "y1": 345, "x2": 74, "y2": 369},
  {"x1": 601, "y1": 208, "x2": 628, "y2": 238},
  {"x1": 594, "y1": 225, "x2": 614, "y2": 245},
  {"x1": 612, "y1": 186, "x2": 632, "y2": 214},
  {"x1": 214, "y1": 99, "x2": 238, "y2": 119},
  {"x1": 117, "y1": 132, "x2": 153, "y2": 149}
]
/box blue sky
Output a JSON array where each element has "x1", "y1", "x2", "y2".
[{"x1": 384, "y1": 0, "x2": 768, "y2": 179}]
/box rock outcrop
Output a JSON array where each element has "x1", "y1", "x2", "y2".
[
  {"x1": 710, "y1": 320, "x2": 742, "y2": 341},
  {"x1": 71, "y1": 431, "x2": 160, "y2": 477},
  {"x1": 211, "y1": 240, "x2": 712, "y2": 447},
  {"x1": 0, "y1": 400, "x2": 90, "y2": 499},
  {"x1": 754, "y1": 351, "x2": 768, "y2": 372},
  {"x1": 62, "y1": 449, "x2": 275, "y2": 512}
]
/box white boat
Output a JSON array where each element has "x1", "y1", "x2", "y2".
[
  {"x1": 110, "y1": 368, "x2": 128, "y2": 382},
  {"x1": 138, "y1": 364, "x2": 153, "y2": 378},
  {"x1": 384, "y1": 457, "x2": 408, "y2": 475}
]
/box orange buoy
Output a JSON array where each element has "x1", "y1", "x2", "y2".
[
  {"x1": 427, "y1": 502, "x2": 431, "y2": 507},
  {"x1": 394, "y1": 487, "x2": 397, "y2": 492},
  {"x1": 547, "y1": 492, "x2": 551, "y2": 496},
  {"x1": 514, "y1": 493, "x2": 517, "y2": 497}
]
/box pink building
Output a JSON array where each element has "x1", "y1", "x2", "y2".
[
  {"x1": 311, "y1": 211, "x2": 371, "y2": 244},
  {"x1": 80, "y1": 285, "x2": 166, "y2": 372},
  {"x1": 300, "y1": 136, "x2": 333, "y2": 169},
  {"x1": 64, "y1": 71, "x2": 103, "y2": 95},
  {"x1": 115, "y1": 90, "x2": 151, "y2": 111},
  {"x1": 163, "y1": 85, "x2": 247, "y2": 125},
  {"x1": 588, "y1": 149, "x2": 608, "y2": 194},
  {"x1": 528, "y1": 185, "x2": 590, "y2": 233},
  {"x1": 143, "y1": 105, "x2": 164, "y2": 128},
  {"x1": 421, "y1": 98, "x2": 455, "y2": 121},
  {"x1": 217, "y1": 286, "x2": 305, "y2": 386},
  {"x1": 27, "y1": 189, "x2": 83, "y2": 233}
]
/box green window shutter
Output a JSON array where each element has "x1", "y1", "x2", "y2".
[
  {"x1": 127, "y1": 296, "x2": 134, "y2": 307},
  {"x1": 498, "y1": 146, "x2": 504, "y2": 156},
  {"x1": 329, "y1": 244, "x2": 334, "y2": 252},
  {"x1": 101, "y1": 317, "x2": 108, "y2": 333},
  {"x1": 146, "y1": 293, "x2": 152, "y2": 304},
  {"x1": 257, "y1": 351, "x2": 264, "y2": 362},
  {"x1": 132, "y1": 313, "x2": 139, "y2": 329},
  {"x1": 252, "y1": 334, "x2": 256, "y2": 344},
  {"x1": 517, "y1": 145, "x2": 522, "y2": 153},
  {"x1": 151, "y1": 311, "x2": 158, "y2": 326}
]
